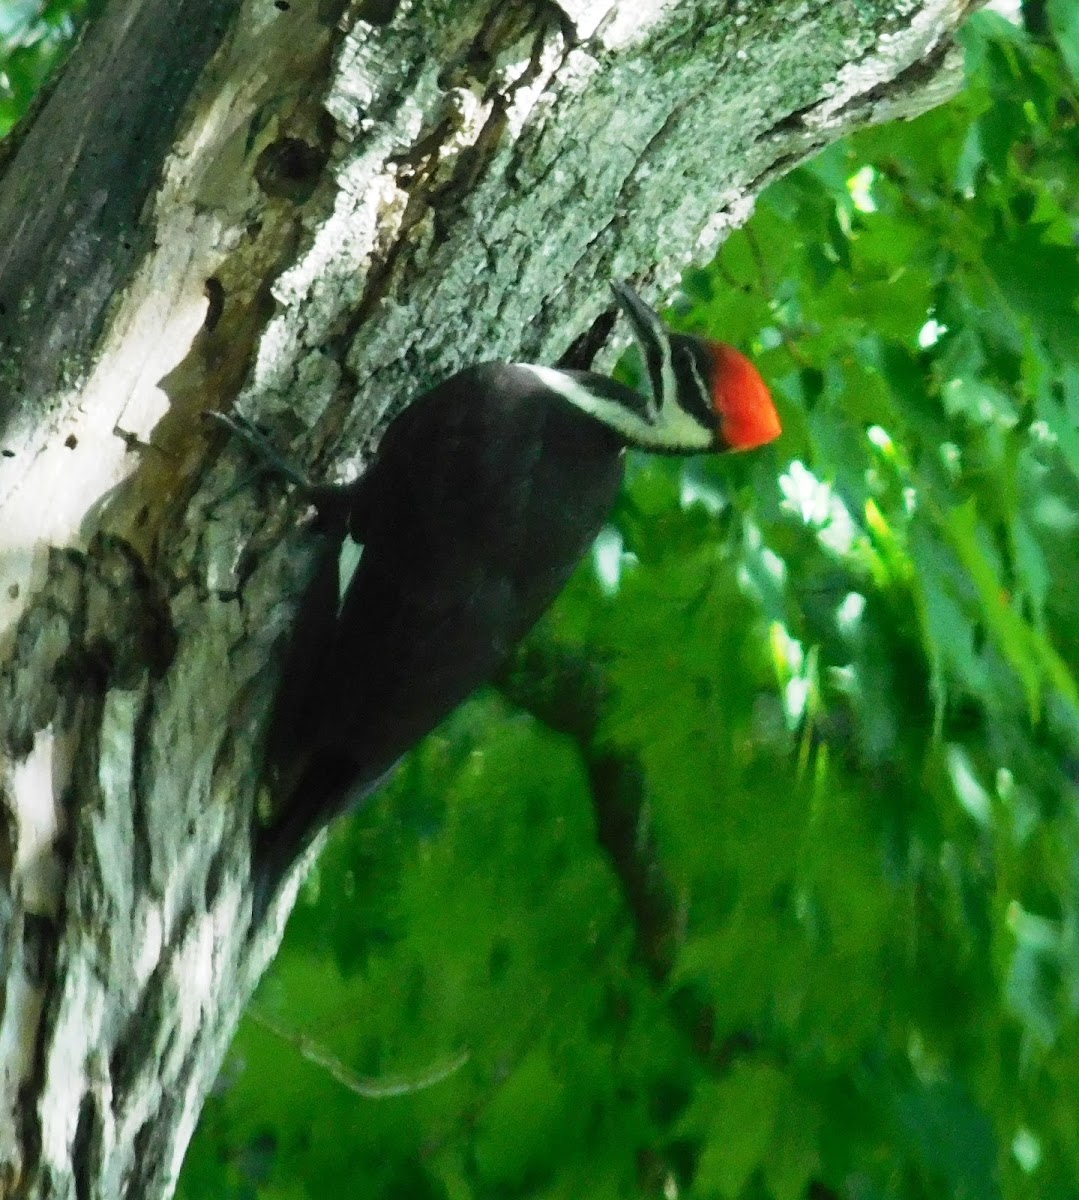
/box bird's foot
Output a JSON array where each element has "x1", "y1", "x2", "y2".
[{"x1": 206, "y1": 409, "x2": 313, "y2": 490}]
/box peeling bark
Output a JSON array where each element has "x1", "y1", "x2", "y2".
[{"x1": 0, "y1": 0, "x2": 976, "y2": 1196}]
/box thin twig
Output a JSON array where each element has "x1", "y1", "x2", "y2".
[{"x1": 247, "y1": 1010, "x2": 470, "y2": 1099}]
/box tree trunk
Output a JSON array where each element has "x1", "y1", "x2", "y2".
[{"x1": 0, "y1": 0, "x2": 976, "y2": 1196}]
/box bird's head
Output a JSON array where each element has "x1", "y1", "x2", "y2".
[{"x1": 610, "y1": 280, "x2": 781, "y2": 454}]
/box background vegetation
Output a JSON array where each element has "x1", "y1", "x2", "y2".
[
  {"x1": 5, "y1": 4, "x2": 1079, "y2": 1197},
  {"x1": 0, "y1": 0, "x2": 96, "y2": 135}
]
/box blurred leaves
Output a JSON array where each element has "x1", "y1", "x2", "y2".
[{"x1": 0, "y1": 0, "x2": 95, "y2": 137}]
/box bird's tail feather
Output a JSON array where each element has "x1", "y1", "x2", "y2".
[{"x1": 250, "y1": 752, "x2": 400, "y2": 923}]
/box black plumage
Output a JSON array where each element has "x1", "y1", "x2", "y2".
[
  {"x1": 213, "y1": 284, "x2": 781, "y2": 911},
  {"x1": 249, "y1": 366, "x2": 628, "y2": 898}
]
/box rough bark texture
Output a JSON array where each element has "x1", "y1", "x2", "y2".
[{"x1": 0, "y1": 0, "x2": 976, "y2": 1196}]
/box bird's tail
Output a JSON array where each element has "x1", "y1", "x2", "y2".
[{"x1": 250, "y1": 751, "x2": 400, "y2": 923}]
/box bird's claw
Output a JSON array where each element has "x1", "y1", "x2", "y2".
[{"x1": 205, "y1": 408, "x2": 312, "y2": 490}]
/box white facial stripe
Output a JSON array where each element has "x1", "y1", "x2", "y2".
[
  {"x1": 684, "y1": 353, "x2": 705, "y2": 400},
  {"x1": 656, "y1": 322, "x2": 677, "y2": 418},
  {"x1": 522, "y1": 364, "x2": 712, "y2": 452}
]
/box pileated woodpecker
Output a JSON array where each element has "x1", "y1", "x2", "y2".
[{"x1": 214, "y1": 282, "x2": 780, "y2": 909}]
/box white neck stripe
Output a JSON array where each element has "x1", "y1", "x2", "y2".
[{"x1": 522, "y1": 364, "x2": 712, "y2": 452}]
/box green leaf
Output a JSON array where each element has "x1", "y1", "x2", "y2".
[
  {"x1": 982, "y1": 223, "x2": 1079, "y2": 361},
  {"x1": 1048, "y1": 0, "x2": 1079, "y2": 87},
  {"x1": 936, "y1": 498, "x2": 1076, "y2": 715},
  {"x1": 687, "y1": 1064, "x2": 787, "y2": 1198},
  {"x1": 473, "y1": 1049, "x2": 564, "y2": 1188}
]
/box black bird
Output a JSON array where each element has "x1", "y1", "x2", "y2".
[{"x1": 213, "y1": 282, "x2": 781, "y2": 909}]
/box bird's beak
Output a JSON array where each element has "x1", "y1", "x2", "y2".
[
  {"x1": 610, "y1": 281, "x2": 669, "y2": 417},
  {"x1": 610, "y1": 281, "x2": 665, "y2": 346}
]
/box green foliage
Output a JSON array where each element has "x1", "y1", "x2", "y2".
[
  {"x1": 177, "y1": 13, "x2": 1079, "y2": 1200},
  {"x1": 0, "y1": 0, "x2": 95, "y2": 137}
]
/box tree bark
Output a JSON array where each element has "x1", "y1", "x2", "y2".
[{"x1": 0, "y1": 0, "x2": 977, "y2": 1196}]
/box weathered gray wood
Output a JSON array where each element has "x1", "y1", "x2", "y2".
[
  {"x1": 0, "y1": 1, "x2": 976, "y2": 1196},
  {"x1": 0, "y1": 0, "x2": 244, "y2": 423}
]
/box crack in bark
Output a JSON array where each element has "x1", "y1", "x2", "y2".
[
  {"x1": 19, "y1": 915, "x2": 58, "y2": 990},
  {"x1": 0, "y1": 548, "x2": 87, "y2": 759},
  {"x1": 109, "y1": 956, "x2": 171, "y2": 1117},
  {"x1": 129, "y1": 688, "x2": 158, "y2": 901},
  {"x1": 14, "y1": 942, "x2": 64, "y2": 1199},
  {"x1": 72, "y1": 1095, "x2": 98, "y2": 1200},
  {"x1": 0, "y1": 537, "x2": 175, "y2": 769},
  {"x1": 310, "y1": 3, "x2": 579, "y2": 454},
  {"x1": 828, "y1": 31, "x2": 958, "y2": 123},
  {"x1": 126, "y1": 1116, "x2": 171, "y2": 1200}
]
